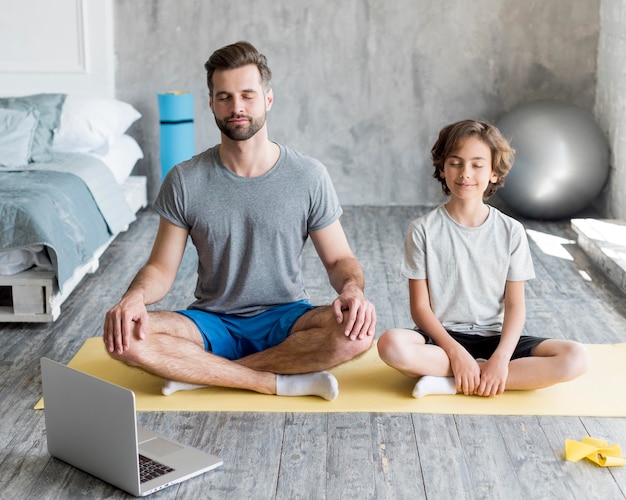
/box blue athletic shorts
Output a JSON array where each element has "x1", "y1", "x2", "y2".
[
  {"x1": 415, "y1": 329, "x2": 548, "y2": 360},
  {"x1": 177, "y1": 300, "x2": 316, "y2": 360}
]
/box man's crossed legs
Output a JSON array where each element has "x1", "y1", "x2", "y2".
[{"x1": 107, "y1": 304, "x2": 373, "y2": 400}]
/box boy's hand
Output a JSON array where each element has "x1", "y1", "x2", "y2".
[
  {"x1": 448, "y1": 348, "x2": 481, "y2": 395},
  {"x1": 475, "y1": 358, "x2": 509, "y2": 396}
]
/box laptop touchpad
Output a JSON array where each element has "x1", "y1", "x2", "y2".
[{"x1": 140, "y1": 437, "x2": 184, "y2": 457}]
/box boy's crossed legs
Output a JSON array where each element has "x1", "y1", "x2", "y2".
[{"x1": 377, "y1": 328, "x2": 590, "y2": 398}]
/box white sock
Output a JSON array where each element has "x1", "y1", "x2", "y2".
[
  {"x1": 412, "y1": 375, "x2": 457, "y2": 398},
  {"x1": 276, "y1": 371, "x2": 339, "y2": 401},
  {"x1": 161, "y1": 380, "x2": 210, "y2": 396}
]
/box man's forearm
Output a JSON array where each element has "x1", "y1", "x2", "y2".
[
  {"x1": 123, "y1": 265, "x2": 172, "y2": 305},
  {"x1": 327, "y1": 256, "x2": 365, "y2": 295}
]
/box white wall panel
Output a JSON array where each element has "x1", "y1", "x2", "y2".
[{"x1": 0, "y1": 0, "x2": 114, "y2": 97}]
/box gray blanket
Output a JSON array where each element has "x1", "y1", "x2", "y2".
[
  {"x1": 17, "y1": 152, "x2": 136, "y2": 234},
  {"x1": 0, "y1": 153, "x2": 137, "y2": 291}
]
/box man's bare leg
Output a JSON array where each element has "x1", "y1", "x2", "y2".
[
  {"x1": 163, "y1": 306, "x2": 374, "y2": 399},
  {"x1": 237, "y1": 306, "x2": 374, "y2": 373},
  {"x1": 109, "y1": 308, "x2": 372, "y2": 400},
  {"x1": 229, "y1": 306, "x2": 374, "y2": 400},
  {"x1": 109, "y1": 312, "x2": 276, "y2": 394}
]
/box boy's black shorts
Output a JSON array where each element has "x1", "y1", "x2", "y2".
[{"x1": 415, "y1": 329, "x2": 548, "y2": 360}]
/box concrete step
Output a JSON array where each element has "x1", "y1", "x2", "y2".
[{"x1": 571, "y1": 218, "x2": 626, "y2": 295}]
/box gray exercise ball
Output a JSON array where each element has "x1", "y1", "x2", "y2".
[{"x1": 496, "y1": 100, "x2": 610, "y2": 220}]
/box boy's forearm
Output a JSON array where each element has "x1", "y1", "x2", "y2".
[
  {"x1": 412, "y1": 306, "x2": 466, "y2": 357},
  {"x1": 493, "y1": 304, "x2": 526, "y2": 361}
]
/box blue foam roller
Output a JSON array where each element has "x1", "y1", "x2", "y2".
[{"x1": 158, "y1": 92, "x2": 195, "y2": 179}]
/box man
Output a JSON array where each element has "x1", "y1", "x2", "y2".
[{"x1": 103, "y1": 41, "x2": 376, "y2": 400}]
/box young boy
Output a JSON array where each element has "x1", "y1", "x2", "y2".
[{"x1": 377, "y1": 120, "x2": 589, "y2": 398}]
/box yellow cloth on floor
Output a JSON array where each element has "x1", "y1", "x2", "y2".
[
  {"x1": 35, "y1": 338, "x2": 626, "y2": 415},
  {"x1": 565, "y1": 436, "x2": 625, "y2": 466}
]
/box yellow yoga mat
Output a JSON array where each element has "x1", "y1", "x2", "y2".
[{"x1": 35, "y1": 338, "x2": 626, "y2": 416}]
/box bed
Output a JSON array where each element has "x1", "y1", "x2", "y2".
[{"x1": 0, "y1": 93, "x2": 147, "y2": 322}]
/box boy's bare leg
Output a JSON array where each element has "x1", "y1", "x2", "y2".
[
  {"x1": 502, "y1": 339, "x2": 589, "y2": 390},
  {"x1": 377, "y1": 328, "x2": 457, "y2": 398},
  {"x1": 377, "y1": 328, "x2": 451, "y2": 378},
  {"x1": 378, "y1": 329, "x2": 589, "y2": 397},
  {"x1": 410, "y1": 339, "x2": 589, "y2": 396}
]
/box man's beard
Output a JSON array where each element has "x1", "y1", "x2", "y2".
[{"x1": 215, "y1": 113, "x2": 266, "y2": 141}]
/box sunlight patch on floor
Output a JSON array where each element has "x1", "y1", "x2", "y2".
[
  {"x1": 571, "y1": 218, "x2": 626, "y2": 294},
  {"x1": 526, "y1": 229, "x2": 574, "y2": 261}
]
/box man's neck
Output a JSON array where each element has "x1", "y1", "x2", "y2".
[{"x1": 218, "y1": 131, "x2": 280, "y2": 178}]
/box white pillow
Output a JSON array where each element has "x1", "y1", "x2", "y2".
[
  {"x1": 52, "y1": 95, "x2": 141, "y2": 154},
  {"x1": 0, "y1": 107, "x2": 39, "y2": 167},
  {"x1": 87, "y1": 134, "x2": 144, "y2": 184}
]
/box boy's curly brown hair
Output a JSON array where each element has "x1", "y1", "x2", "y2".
[{"x1": 431, "y1": 120, "x2": 515, "y2": 199}]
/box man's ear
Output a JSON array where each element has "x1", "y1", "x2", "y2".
[{"x1": 266, "y1": 88, "x2": 274, "y2": 111}]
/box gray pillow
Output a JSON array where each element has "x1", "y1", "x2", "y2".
[
  {"x1": 0, "y1": 93, "x2": 66, "y2": 162},
  {"x1": 0, "y1": 107, "x2": 39, "y2": 167}
]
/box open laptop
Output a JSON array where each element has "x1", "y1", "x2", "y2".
[{"x1": 40, "y1": 357, "x2": 222, "y2": 496}]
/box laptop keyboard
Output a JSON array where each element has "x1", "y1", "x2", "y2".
[{"x1": 139, "y1": 454, "x2": 174, "y2": 483}]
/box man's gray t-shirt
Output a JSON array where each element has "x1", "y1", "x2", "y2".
[
  {"x1": 154, "y1": 144, "x2": 342, "y2": 316},
  {"x1": 400, "y1": 205, "x2": 535, "y2": 336}
]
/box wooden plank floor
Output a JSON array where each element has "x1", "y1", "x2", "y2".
[{"x1": 1, "y1": 206, "x2": 625, "y2": 499}]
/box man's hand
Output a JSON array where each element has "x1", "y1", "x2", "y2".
[
  {"x1": 332, "y1": 284, "x2": 376, "y2": 340},
  {"x1": 103, "y1": 292, "x2": 148, "y2": 355}
]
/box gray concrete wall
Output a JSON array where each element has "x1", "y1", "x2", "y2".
[
  {"x1": 115, "y1": 0, "x2": 601, "y2": 207},
  {"x1": 596, "y1": 0, "x2": 626, "y2": 219}
]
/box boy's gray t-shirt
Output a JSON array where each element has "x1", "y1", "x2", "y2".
[
  {"x1": 401, "y1": 204, "x2": 535, "y2": 335},
  {"x1": 154, "y1": 144, "x2": 342, "y2": 316}
]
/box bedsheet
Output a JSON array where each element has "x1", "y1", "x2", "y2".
[
  {"x1": 16, "y1": 152, "x2": 136, "y2": 234},
  {"x1": 0, "y1": 153, "x2": 137, "y2": 292},
  {"x1": 0, "y1": 170, "x2": 109, "y2": 291}
]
